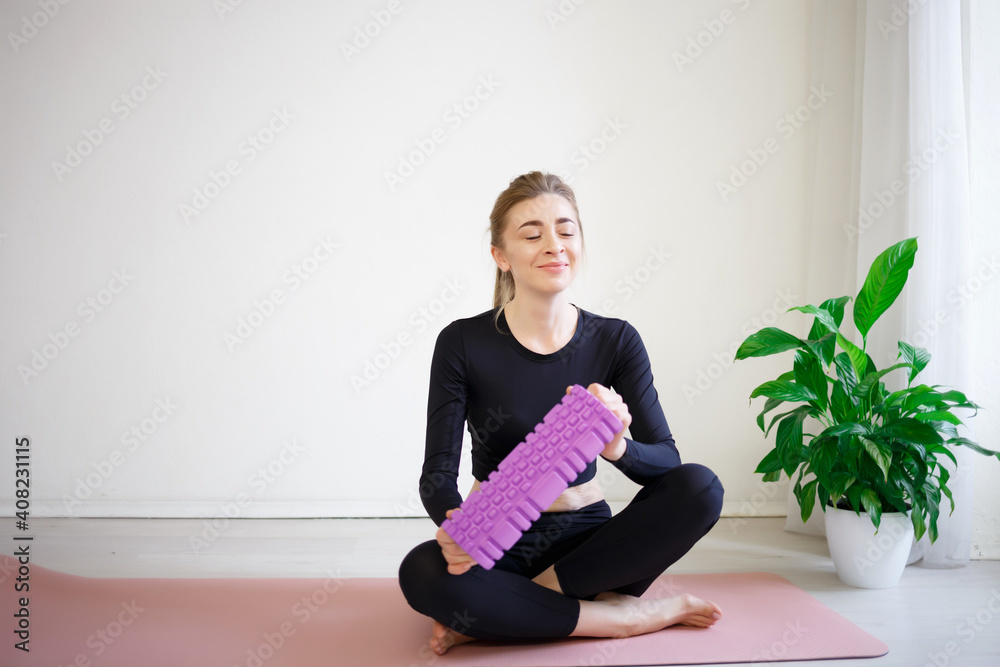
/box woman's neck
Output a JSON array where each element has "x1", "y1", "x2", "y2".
[{"x1": 502, "y1": 296, "x2": 578, "y2": 354}]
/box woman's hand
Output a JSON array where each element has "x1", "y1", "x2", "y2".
[
  {"x1": 436, "y1": 509, "x2": 478, "y2": 575},
  {"x1": 569, "y1": 383, "x2": 631, "y2": 461}
]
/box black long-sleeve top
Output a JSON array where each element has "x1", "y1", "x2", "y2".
[{"x1": 419, "y1": 306, "x2": 682, "y2": 526}]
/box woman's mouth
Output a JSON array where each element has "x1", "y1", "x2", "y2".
[{"x1": 538, "y1": 263, "x2": 569, "y2": 273}]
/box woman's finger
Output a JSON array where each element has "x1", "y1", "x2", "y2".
[
  {"x1": 585, "y1": 383, "x2": 631, "y2": 430},
  {"x1": 437, "y1": 509, "x2": 478, "y2": 573}
]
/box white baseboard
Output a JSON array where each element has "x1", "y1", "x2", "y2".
[
  {"x1": 972, "y1": 542, "x2": 1000, "y2": 560},
  {"x1": 720, "y1": 499, "x2": 787, "y2": 517},
  {"x1": 8, "y1": 500, "x2": 432, "y2": 519},
  {"x1": 6, "y1": 499, "x2": 790, "y2": 519}
]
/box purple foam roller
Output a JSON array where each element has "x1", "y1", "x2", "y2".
[{"x1": 441, "y1": 384, "x2": 623, "y2": 569}]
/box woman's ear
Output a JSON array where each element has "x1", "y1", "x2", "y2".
[{"x1": 490, "y1": 245, "x2": 510, "y2": 273}]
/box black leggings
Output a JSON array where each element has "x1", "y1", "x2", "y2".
[{"x1": 398, "y1": 463, "x2": 724, "y2": 640}]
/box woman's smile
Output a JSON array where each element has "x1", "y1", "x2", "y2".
[{"x1": 538, "y1": 261, "x2": 569, "y2": 272}]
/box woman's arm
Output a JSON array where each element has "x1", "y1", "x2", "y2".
[
  {"x1": 419, "y1": 322, "x2": 468, "y2": 525},
  {"x1": 601, "y1": 322, "x2": 682, "y2": 485}
]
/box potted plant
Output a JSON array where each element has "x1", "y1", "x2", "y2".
[{"x1": 734, "y1": 237, "x2": 999, "y2": 588}]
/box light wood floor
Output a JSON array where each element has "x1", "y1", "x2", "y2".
[{"x1": 10, "y1": 516, "x2": 1000, "y2": 666}]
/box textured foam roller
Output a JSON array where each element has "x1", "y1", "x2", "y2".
[{"x1": 442, "y1": 384, "x2": 623, "y2": 569}]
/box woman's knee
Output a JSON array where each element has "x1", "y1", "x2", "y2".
[
  {"x1": 654, "y1": 463, "x2": 725, "y2": 520},
  {"x1": 683, "y1": 463, "x2": 724, "y2": 526},
  {"x1": 398, "y1": 540, "x2": 447, "y2": 613}
]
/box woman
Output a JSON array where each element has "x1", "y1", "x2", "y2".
[{"x1": 398, "y1": 171, "x2": 724, "y2": 655}]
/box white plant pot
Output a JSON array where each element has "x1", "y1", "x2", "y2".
[{"x1": 824, "y1": 506, "x2": 914, "y2": 589}]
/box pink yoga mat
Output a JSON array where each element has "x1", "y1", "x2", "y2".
[{"x1": 1, "y1": 556, "x2": 887, "y2": 666}]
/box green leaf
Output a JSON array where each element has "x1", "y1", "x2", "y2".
[
  {"x1": 854, "y1": 362, "x2": 917, "y2": 400},
  {"x1": 948, "y1": 437, "x2": 1000, "y2": 462},
  {"x1": 865, "y1": 353, "x2": 879, "y2": 374},
  {"x1": 901, "y1": 387, "x2": 951, "y2": 413},
  {"x1": 833, "y1": 352, "x2": 859, "y2": 394},
  {"x1": 935, "y1": 385, "x2": 979, "y2": 415},
  {"x1": 827, "y1": 473, "x2": 856, "y2": 505},
  {"x1": 735, "y1": 328, "x2": 804, "y2": 359},
  {"x1": 860, "y1": 488, "x2": 883, "y2": 530},
  {"x1": 789, "y1": 305, "x2": 839, "y2": 335},
  {"x1": 829, "y1": 380, "x2": 856, "y2": 422},
  {"x1": 911, "y1": 508, "x2": 927, "y2": 542},
  {"x1": 854, "y1": 237, "x2": 918, "y2": 340},
  {"x1": 939, "y1": 467, "x2": 955, "y2": 514},
  {"x1": 765, "y1": 406, "x2": 813, "y2": 437},
  {"x1": 914, "y1": 410, "x2": 963, "y2": 426},
  {"x1": 818, "y1": 422, "x2": 868, "y2": 438},
  {"x1": 775, "y1": 410, "x2": 809, "y2": 476},
  {"x1": 845, "y1": 484, "x2": 864, "y2": 512},
  {"x1": 897, "y1": 473, "x2": 918, "y2": 505},
  {"x1": 877, "y1": 418, "x2": 944, "y2": 445},
  {"x1": 897, "y1": 341, "x2": 931, "y2": 384},
  {"x1": 754, "y1": 449, "x2": 783, "y2": 474},
  {"x1": 885, "y1": 384, "x2": 931, "y2": 411},
  {"x1": 837, "y1": 333, "x2": 868, "y2": 381},
  {"x1": 809, "y1": 435, "x2": 840, "y2": 478},
  {"x1": 821, "y1": 296, "x2": 851, "y2": 328},
  {"x1": 861, "y1": 437, "x2": 892, "y2": 482},
  {"x1": 793, "y1": 349, "x2": 829, "y2": 410},
  {"x1": 856, "y1": 448, "x2": 886, "y2": 486},
  {"x1": 798, "y1": 478, "x2": 819, "y2": 522},
  {"x1": 880, "y1": 480, "x2": 908, "y2": 514},
  {"x1": 936, "y1": 422, "x2": 959, "y2": 440},
  {"x1": 756, "y1": 397, "x2": 784, "y2": 432},
  {"x1": 935, "y1": 389, "x2": 978, "y2": 408},
  {"x1": 750, "y1": 380, "x2": 817, "y2": 404},
  {"x1": 923, "y1": 485, "x2": 941, "y2": 543},
  {"x1": 762, "y1": 470, "x2": 782, "y2": 482},
  {"x1": 925, "y1": 442, "x2": 959, "y2": 468},
  {"x1": 805, "y1": 333, "x2": 838, "y2": 369}
]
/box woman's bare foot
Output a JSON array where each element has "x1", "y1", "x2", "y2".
[
  {"x1": 429, "y1": 619, "x2": 477, "y2": 655},
  {"x1": 572, "y1": 592, "x2": 722, "y2": 639}
]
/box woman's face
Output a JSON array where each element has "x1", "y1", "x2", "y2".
[{"x1": 492, "y1": 193, "x2": 582, "y2": 299}]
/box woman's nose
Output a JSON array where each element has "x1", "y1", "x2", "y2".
[{"x1": 545, "y1": 233, "x2": 565, "y2": 253}]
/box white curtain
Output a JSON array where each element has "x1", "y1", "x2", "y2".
[
  {"x1": 900, "y1": 0, "x2": 975, "y2": 568},
  {"x1": 788, "y1": 0, "x2": 976, "y2": 567}
]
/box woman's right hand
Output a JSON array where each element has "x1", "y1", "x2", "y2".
[{"x1": 436, "y1": 509, "x2": 478, "y2": 575}]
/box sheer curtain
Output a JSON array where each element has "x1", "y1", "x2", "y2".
[
  {"x1": 789, "y1": 0, "x2": 976, "y2": 567},
  {"x1": 899, "y1": 0, "x2": 975, "y2": 567}
]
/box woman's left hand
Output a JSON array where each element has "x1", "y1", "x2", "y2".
[{"x1": 568, "y1": 383, "x2": 631, "y2": 461}]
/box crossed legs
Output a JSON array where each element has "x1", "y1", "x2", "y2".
[{"x1": 398, "y1": 463, "x2": 724, "y2": 654}]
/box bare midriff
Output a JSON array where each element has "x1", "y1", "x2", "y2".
[{"x1": 469, "y1": 477, "x2": 604, "y2": 513}]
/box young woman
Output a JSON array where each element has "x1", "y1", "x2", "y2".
[{"x1": 398, "y1": 172, "x2": 724, "y2": 655}]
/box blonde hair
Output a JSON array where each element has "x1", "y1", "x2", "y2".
[{"x1": 488, "y1": 172, "x2": 584, "y2": 327}]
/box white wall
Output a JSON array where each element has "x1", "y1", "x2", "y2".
[
  {"x1": 967, "y1": 0, "x2": 1000, "y2": 559},
  {"x1": 1, "y1": 0, "x2": 995, "y2": 553}
]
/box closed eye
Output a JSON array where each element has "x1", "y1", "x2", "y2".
[{"x1": 524, "y1": 233, "x2": 574, "y2": 240}]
